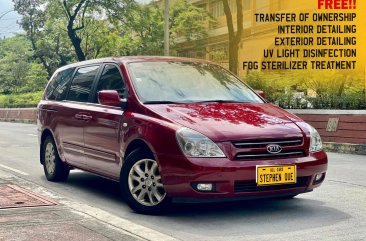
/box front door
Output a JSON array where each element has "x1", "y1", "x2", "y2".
[
  {"x1": 61, "y1": 65, "x2": 101, "y2": 168},
  {"x1": 83, "y1": 64, "x2": 127, "y2": 179}
]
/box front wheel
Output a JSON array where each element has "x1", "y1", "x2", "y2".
[
  {"x1": 120, "y1": 149, "x2": 170, "y2": 214},
  {"x1": 42, "y1": 136, "x2": 70, "y2": 182}
]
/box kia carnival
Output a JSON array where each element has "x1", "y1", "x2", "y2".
[{"x1": 38, "y1": 57, "x2": 327, "y2": 214}]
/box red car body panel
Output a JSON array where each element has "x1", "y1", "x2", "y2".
[
  {"x1": 38, "y1": 57, "x2": 327, "y2": 201},
  {"x1": 157, "y1": 151, "x2": 327, "y2": 199},
  {"x1": 145, "y1": 102, "x2": 303, "y2": 142}
]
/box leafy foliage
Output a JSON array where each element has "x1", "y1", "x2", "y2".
[
  {"x1": 0, "y1": 0, "x2": 210, "y2": 97},
  {"x1": 0, "y1": 35, "x2": 48, "y2": 94},
  {"x1": 1, "y1": 0, "x2": 364, "y2": 109},
  {"x1": 244, "y1": 71, "x2": 366, "y2": 110},
  {"x1": 0, "y1": 91, "x2": 43, "y2": 108},
  {"x1": 170, "y1": 0, "x2": 213, "y2": 53}
]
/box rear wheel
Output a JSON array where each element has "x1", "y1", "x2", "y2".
[
  {"x1": 42, "y1": 136, "x2": 70, "y2": 182},
  {"x1": 121, "y1": 149, "x2": 170, "y2": 214}
]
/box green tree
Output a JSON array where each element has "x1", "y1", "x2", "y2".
[
  {"x1": 0, "y1": 35, "x2": 31, "y2": 94},
  {"x1": 104, "y1": 3, "x2": 163, "y2": 56},
  {"x1": 0, "y1": 35, "x2": 48, "y2": 94},
  {"x1": 56, "y1": 0, "x2": 135, "y2": 60},
  {"x1": 14, "y1": 0, "x2": 135, "y2": 62},
  {"x1": 112, "y1": 0, "x2": 212, "y2": 56},
  {"x1": 13, "y1": 0, "x2": 53, "y2": 77},
  {"x1": 170, "y1": 0, "x2": 213, "y2": 53},
  {"x1": 23, "y1": 63, "x2": 49, "y2": 92},
  {"x1": 12, "y1": 0, "x2": 212, "y2": 71}
]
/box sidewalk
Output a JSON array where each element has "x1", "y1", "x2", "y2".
[{"x1": 0, "y1": 169, "x2": 176, "y2": 241}]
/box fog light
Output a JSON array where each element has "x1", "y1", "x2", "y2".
[
  {"x1": 313, "y1": 173, "x2": 325, "y2": 184},
  {"x1": 315, "y1": 173, "x2": 323, "y2": 181},
  {"x1": 197, "y1": 183, "x2": 213, "y2": 191}
]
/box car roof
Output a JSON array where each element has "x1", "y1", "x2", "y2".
[{"x1": 55, "y1": 56, "x2": 212, "y2": 72}]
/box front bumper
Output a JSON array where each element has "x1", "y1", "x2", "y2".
[{"x1": 157, "y1": 151, "x2": 327, "y2": 200}]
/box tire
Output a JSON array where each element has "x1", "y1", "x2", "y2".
[
  {"x1": 120, "y1": 149, "x2": 170, "y2": 214},
  {"x1": 42, "y1": 136, "x2": 70, "y2": 182}
]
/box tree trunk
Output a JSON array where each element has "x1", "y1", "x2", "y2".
[
  {"x1": 67, "y1": 26, "x2": 86, "y2": 61},
  {"x1": 229, "y1": 44, "x2": 239, "y2": 74},
  {"x1": 63, "y1": 0, "x2": 87, "y2": 62},
  {"x1": 222, "y1": 0, "x2": 243, "y2": 76}
]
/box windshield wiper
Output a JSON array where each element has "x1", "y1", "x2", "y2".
[
  {"x1": 143, "y1": 100, "x2": 250, "y2": 104},
  {"x1": 143, "y1": 100, "x2": 186, "y2": 104},
  {"x1": 192, "y1": 100, "x2": 250, "y2": 103}
]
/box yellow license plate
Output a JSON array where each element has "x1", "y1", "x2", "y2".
[{"x1": 256, "y1": 165, "x2": 296, "y2": 186}]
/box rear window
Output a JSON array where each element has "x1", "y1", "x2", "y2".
[
  {"x1": 66, "y1": 65, "x2": 100, "y2": 103},
  {"x1": 45, "y1": 68, "x2": 75, "y2": 101}
]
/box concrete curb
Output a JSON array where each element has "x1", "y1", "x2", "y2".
[
  {"x1": 0, "y1": 118, "x2": 36, "y2": 124},
  {"x1": 288, "y1": 109, "x2": 366, "y2": 115},
  {"x1": 0, "y1": 108, "x2": 37, "y2": 124},
  {"x1": 323, "y1": 142, "x2": 366, "y2": 155}
]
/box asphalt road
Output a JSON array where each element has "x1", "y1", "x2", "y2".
[{"x1": 0, "y1": 122, "x2": 365, "y2": 241}]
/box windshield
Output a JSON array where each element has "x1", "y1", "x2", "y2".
[{"x1": 127, "y1": 61, "x2": 264, "y2": 104}]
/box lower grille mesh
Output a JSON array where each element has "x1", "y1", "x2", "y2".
[
  {"x1": 235, "y1": 150, "x2": 306, "y2": 160},
  {"x1": 234, "y1": 176, "x2": 309, "y2": 193}
]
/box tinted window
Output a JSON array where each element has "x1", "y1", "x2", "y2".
[
  {"x1": 67, "y1": 65, "x2": 100, "y2": 102},
  {"x1": 45, "y1": 68, "x2": 75, "y2": 101},
  {"x1": 95, "y1": 64, "x2": 126, "y2": 102}
]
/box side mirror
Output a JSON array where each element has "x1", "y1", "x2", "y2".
[
  {"x1": 255, "y1": 90, "x2": 265, "y2": 99},
  {"x1": 98, "y1": 90, "x2": 127, "y2": 109}
]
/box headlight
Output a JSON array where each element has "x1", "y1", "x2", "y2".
[
  {"x1": 309, "y1": 125, "x2": 323, "y2": 152},
  {"x1": 176, "y1": 127, "x2": 225, "y2": 157}
]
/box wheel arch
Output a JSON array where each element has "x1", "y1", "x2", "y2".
[{"x1": 124, "y1": 138, "x2": 155, "y2": 162}]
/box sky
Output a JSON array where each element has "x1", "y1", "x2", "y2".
[
  {"x1": 0, "y1": 0, "x2": 22, "y2": 38},
  {"x1": 0, "y1": 0, "x2": 152, "y2": 38}
]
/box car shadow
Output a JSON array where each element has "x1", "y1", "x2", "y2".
[
  {"x1": 65, "y1": 170, "x2": 121, "y2": 199},
  {"x1": 62, "y1": 171, "x2": 351, "y2": 237}
]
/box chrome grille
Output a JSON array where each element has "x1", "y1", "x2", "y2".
[
  {"x1": 233, "y1": 138, "x2": 303, "y2": 149},
  {"x1": 232, "y1": 137, "x2": 305, "y2": 160}
]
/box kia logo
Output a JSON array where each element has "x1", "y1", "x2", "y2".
[{"x1": 266, "y1": 144, "x2": 282, "y2": 154}]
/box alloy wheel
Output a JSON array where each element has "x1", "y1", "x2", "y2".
[
  {"x1": 128, "y1": 159, "x2": 166, "y2": 206},
  {"x1": 44, "y1": 142, "x2": 56, "y2": 175}
]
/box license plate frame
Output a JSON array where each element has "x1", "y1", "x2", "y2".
[{"x1": 256, "y1": 165, "x2": 297, "y2": 186}]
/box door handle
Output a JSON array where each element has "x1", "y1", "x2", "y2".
[
  {"x1": 83, "y1": 115, "x2": 92, "y2": 121},
  {"x1": 75, "y1": 113, "x2": 92, "y2": 121},
  {"x1": 74, "y1": 113, "x2": 83, "y2": 120}
]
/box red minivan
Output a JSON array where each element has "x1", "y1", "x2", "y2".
[{"x1": 38, "y1": 57, "x2": 327, "y2": 214}]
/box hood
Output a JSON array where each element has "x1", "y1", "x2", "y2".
[{"x1": 145, "y1": 103, "x2": 304, "y2": 141}]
